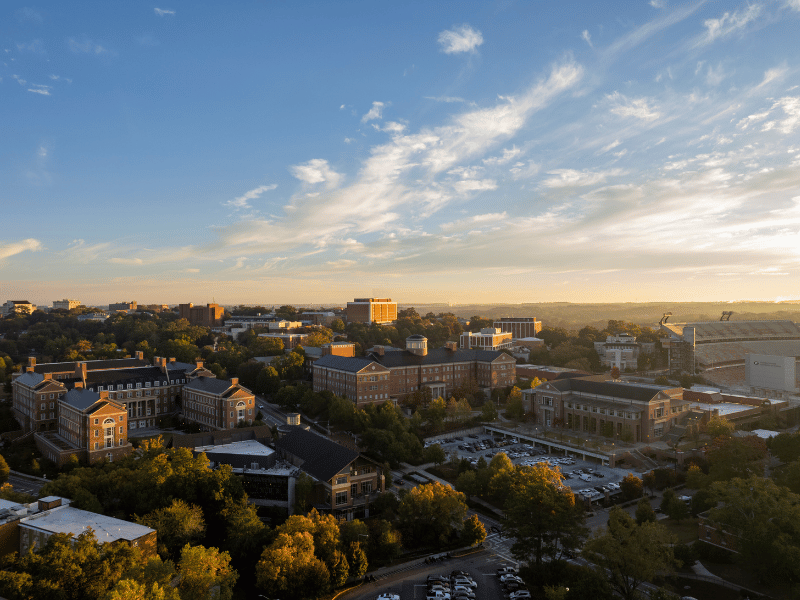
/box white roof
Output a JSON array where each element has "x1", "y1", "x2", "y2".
[
  {"x1": 194, "y1": 439, "x2": 275, "y2": 457},
  {"x1": 751, "y1": 429, "x2": 780, "y2": 439},
  {"x1": 689, "y1": 402, "x2": 755, "y2": 416},
  {"x1": 20, "y1": 506, "x2": 154, "y2": 542}
]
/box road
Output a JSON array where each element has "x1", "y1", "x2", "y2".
[{"x1": 7, "y1": 473, "x2": 47, "y2": 497}]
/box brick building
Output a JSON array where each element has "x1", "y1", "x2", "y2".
[
  {"x1": 522, "y1": 375, "x2": 690, "y2": 442},
  {"x1": 313, "y1": 335, "x2": 516, "y2": 407},
  {"x1": 345, "y1": 298, "x2": 397, "y2": 325},
  {"x1": 178, "y1": 302, "x2": 225, "y2": 327},
  {"x1": 182, "y1": 377, "x2": 257, "y2": 430},
  {"x1": 460, "y1": 327, "x2": 513, "y2": 351},
  {"x1": 108, "y1": 301, "x2": 137, "y2": 311},
  {"x1": 35, "y1": 386, "x2": 132, "y2": 465}
]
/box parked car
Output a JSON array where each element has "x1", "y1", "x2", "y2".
[
  {"x1": 496, "y1": 566, "x2": 517, "y2": 576},
  {"x1": 377, "y1": 595, "x2": 400, "y2": 600}
]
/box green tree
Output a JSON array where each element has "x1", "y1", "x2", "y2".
[
  {"x1": 330, "y1": 319, "x2": 345, "y2": 333},
  {"x1": 710, "y1": 476, "x2": 800, "y2": 585},
  {"x1": 642, "y1": 470, "x2": 656, "y2": 496},
  {"x1": 771, "y1": 432, "x2": 800, "y2": 463},
  {"x1": 220, "y1": 494, "x2": 270, "y2": 564},
  {"x1": 582, "y1": 507, "x2": 678, "y2": 600},
  {"x1": 136, "y1": 500, "x2": 206, "y2": 560},
  {"x1": 506, "y1": 386, "x2": 525, "y2": 420},
  {"x1": 461, "y1": 514, "x2": 486, "y2": 547},
  {"x1": 635, "y1": 497, "x2": 656, "y2": 524},
  {"x1": 481, "y1": 401, "x2": 498, "y2": 422},
  {"x1": 503, "y1": 465, "x2": 586, "y2": 575},
  {"x1": 346, "y1": 542, "x2": 368, "y2": 579},
  {"x1": 425, "y1": 397, "x2": 447, "y2": 431},
  {"x1": 423, "y1": 443, "x2": 447, "y2": 466},
  {"x1": 177, "y1": 544, "x2": 238, "y2": 600},
  {"x1": 397, "y1": 482, "x2": 468, "y2": 548},
  {"x1": 256, "y1": 531, "x2": 330, "y2": 600},
  {"x1": 685, "y1": 464, "x2": 710, "y2": 490},
  {"x1": 707, "y1": 435, "x2": 767, "y2": 481},
  {"x1": 255, "y1": 365, "x2": 281, "y2": 395}
]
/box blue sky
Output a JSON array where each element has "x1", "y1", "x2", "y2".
[{"x1": 2, "y1": 1, "x2": 800, "y2": 306}]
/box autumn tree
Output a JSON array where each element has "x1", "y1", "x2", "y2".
[
  {"x1": 0, "y1": 454, "x2": 9, "y2": 484},
  {"x1": 704, "y1": 415, "x2": 735, "y2": 439},
  {"x1": 619, "y1": 473, "x2": 643, "y2": 500},
  {"x1": 461, "y1": 514, "x2": 487, "y2": 547},
  {"x1": 256, "y1": 531, "x2": 330, "y2": 600},
  {"x1": 583, "y1": 507, "x2": 678, "y2": 600},
  {"x1": 707, "y1": 435, "x2": 767, "y2": 481},
  {"x1": 178, "y1": 544, "x2": 238, "y2": 600},
  {"x1": 503, "y1": 465, "x2": 586, "y2": 575},
  {"x1": 397, "y1": 482, "x2": 468, "y2": 547}
]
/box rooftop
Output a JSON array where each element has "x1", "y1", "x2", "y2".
[
  {"x1": 20, "y1": 506, "x2": 154, "y2": 542},
  {"x1": 276, "y1": 427, "x2": 360, "y2": 482}
]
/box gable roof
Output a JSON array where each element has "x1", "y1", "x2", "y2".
[
  {"x1": 541, "y1": 376, "x2": 677, "y2": 402},
  {"x1": 276, "y1": 427, "x2": 359, "y2": 481},
  {"x1": 62, "y1": 388, "x2": 103, "y2": 411},
  {"x1": 184, "y1": 376, "x2": 252, "y2": 397},
  {"x1": 371, "y1": 347, "x2": 511, "y2": 368},
  {"x1": 32, "y1": 358, "x2": 149, "y2": 374},
  {"x1": 313, "y1": 355, "x2": 386, "y2": 372}
]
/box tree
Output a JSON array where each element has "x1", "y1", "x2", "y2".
[
  {"x1": 481, "y1": 401, "x2": 498, "y2": 422},
  {"x1": 0, "y1": 454, "x2": 9, "y2": 484},
  {"x1": 423, "y1": 443, "x2": 447, "y2": 466},
  {"x1": 506, "y1": 387, "x2": 525, "y2": 421},
  {"x1": 330, "y1": 319, "x2": 345, "y2": 333},
  {"x1": 219, "y1": 493, "x2": 270, "y2": 565},
  {"x1": 256, "y1": 531, "x2": 330, "y2": 600},
  {"x1": 177, "y1": 544, "x2": 238, "y2": 600},
  {"x1": 255, "y1": 365, "x2": 281, "y2": 395},
  {"x1": 685, "y1": 464, "x2": 710, "y2": 490},
  {"x1": 707, "y1": 435, "x2": 767, "y2": 481},
  {"x1": 635, "y1": 497, "x2": 656, "y2": 524},
  {"x1": 619, "y1": 473, "x2": 643, "y2": 500},
  {"x1": 346, "y1": 542, "x2": 368, "y2": 579},
  {"x1": 425, "y1": 397, "x2": 447, "y2": 431},
  {"x1": 610, "y1": 366, "x2": 620, "y2": 380},
  {"x1": 582, "y1": 507, "x2": 678, "y2": 600},
  {"x1": 704, "y1": 415, "x2": 735, "y2": 439},
  {"x1": 502, "y1": 465, "x2": 587, "y2": 575},
  {"x1": 397, "y1": 482, "x2": 468, "y2": 548},
  {"x1": 642, "y1": 470, "x2": 656, "y2": 496},
  {"x1": 709, "y1": 476, "x2": 800, "y2": 585},
  {"x1": 770, "y1": 432, "x2": 800, "y2": 463},
  {"x1": 135, "y1": 500, "x2": 206, "y2": 560},
  {"x1": 461, "y1": 514, "x2": 486, "y2": 547}
]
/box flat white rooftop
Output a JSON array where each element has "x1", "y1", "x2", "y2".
[
  {"x1": 195, "y1": 439, "x2": 275, "y2": 457},
  {"x1": 20, "y1": 506, "x2": 154, "y2": 542},
  {"x1": 689, "y1": 402, "x2": 755, "y2": 416}
]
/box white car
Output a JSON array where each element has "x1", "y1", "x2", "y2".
[
  {"x1": 579, "y1": 473, "x2": 593, "y2": 481},
  {"x1": 377, "y1": 595, "x2": 400, "y2": 600}
]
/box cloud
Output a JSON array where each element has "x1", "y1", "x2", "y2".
[
  {"x1": 542, "y1": 168, "x2": 626, "y2": 188},
  {"x1": 224, "y1": 184, "x2": 278, "y2": 210},
  {"x1": 16, "y1": 8, "x2": 42, "y2": 23},
  {"x1": 483, "y1": 146, "x2": 522, "y2": 165},
  {"x1": 290, "y1": 159, "x2": 342, "y2": 188},
  {"x1": 762, "y1": 97, "x2": 800, "y2": 134},
  {"x1": 581, "y1": 30, "x2": 593, "y2": 48},
  {"x1": 606, "y1": 91, "x2": 661, "y2": 121},
  {"x1": 599, "y1": 139, "x2": 622, "y2": 154},
  {"x1": 185, "y1": 268, "x2": 200, "y2": 273},
  {"x1": 0, "y1": 239, "x2": 42, "y2": 261},
  {"x1": 380, "y1": 121, "x2": 406, "y2": 134},
  {"x1": 68, "y1": 37, "x2": 107, "y2": 55},
  {"x1": 650, "y1": 0, "x2": 665, "y2": 7},
  {"x1": 425, "y1": 95, "x2": 467, "y2": 103},
  {"x1": 109, "y1": 257, "x2": 144, "y2": 265},
  {"x1": 438, "y1": 24, "x2": 483, "y2": 54},
  {"x1": 788, "y1": 0, "x2": 800, "y2": 10},
  {"x1": 361, "y1": 101, "x2": 385, "y2": 123},
  {"x1": 16, "y1": 39, "x2": 45, "y2": 54},
  {"x1": 440, "y1": 212, "x2": 507, "y2": 232},
  {"x1": 757, "y1": 66, "x2": 787, "y2": 88},
  {"x1": 154, "y1": 8, "x2": 175, "y2": 16},
  {"x1": 12, "y1": 75, "x2": 27, "y2": 86},
  {"x1": 705, "y1": 63, "x2": 727, "y2": 86},
  {"x1": 700, "y1": 4, "x2": 762, "y2": 45},
  {"x1": 27, "y1": 86, "x2": 51, "y2": 96}
]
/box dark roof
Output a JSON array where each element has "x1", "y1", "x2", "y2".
[
  {"x1": 553, "y1": 370, "x2": 594, "y2": 380},
  {"x1": 184, "y1": 376, "x2": 251, "y2": 396},
  {"x1": 313, "y1": 355, "x2": 383, "y2": 372},
  {"x1": 370, "y1": 347, "x2": 510, "y2": 367},
  {"x1": 172, "y1": 425, "x2": 273, "y2": 449},
  {"x1": 276, "y1": 427, "x2": 359, "y2": 482},
  {"x1": 544, "y1": 376, "x2": 672, "y2": 402},
  {"x1": 33, "y1": 358, "x2": 148, "y2": 374},
  {"x1": 62, "y1": 388, "x2": 102, "y2": 411},
  {"x1": 167, "y1": 361, "x2": 197, "y2": 372},
  {"x1": 84, "y1": 366, "x2": 175, "y2": 387}
]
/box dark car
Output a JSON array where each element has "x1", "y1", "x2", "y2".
[{"x1": 595, "y1": 472, "x2": 605, "y2": 478}]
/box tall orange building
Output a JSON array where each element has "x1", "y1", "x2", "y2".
[
  {"x1": 178, "y1": 302, "x2": 225, "y2": 327},
  {"x1": 346, "y1": 298, "x2": 397, "y2": 325}
]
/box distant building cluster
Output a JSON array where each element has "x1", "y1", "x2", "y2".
[{"x1": 1, "y1": 300, "x2": 36, "y2": 317}]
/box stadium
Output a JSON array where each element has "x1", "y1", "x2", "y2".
[{"x1": 659, "y1": 316, "x2": 800, "y2": 391}]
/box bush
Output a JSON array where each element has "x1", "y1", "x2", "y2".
[
  {"x1": 693, "y1": 540, "x2": 734, "y2": 564},
  {"x1": 673, "y1": 543, "x2": 697, "y2": 567}
]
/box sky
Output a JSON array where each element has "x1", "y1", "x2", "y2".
[{"x1": 2, "y1": 1, "x2": 800, "y2": 307}]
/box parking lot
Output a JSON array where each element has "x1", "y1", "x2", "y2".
[{"x1": 428, "y1": 434, "x2": 634, "y2": 503}]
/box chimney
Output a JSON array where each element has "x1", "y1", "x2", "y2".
[
  {"x1": 195, "y1": 360, "x2": 204, "y2": 369},
  {"x1": 230, "y1": 377, "x2": 239, "y2": 386},
  {"x1": 375, "y1": 346, "x2": 385, "y2": 356},
  {"x1": 28, "y1": 357, "x2": 36, "y2": 368},
  {"x1": 26, "y1": 366, "x2": 35, "y2": 373},
  {"x1": 74, "y1": 380, "x2": 84, "y2": 389},
  {"x1": 43, "y1": 373, "x2": 52, "y2": 380},
  {"x1": 169, "y1": 357, "x2": 176, "y2": 363},
  {"x1": 445, "y1": 341, "x2": 458, "y2": 351}
]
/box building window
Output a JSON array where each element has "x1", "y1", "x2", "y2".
[
  {"x1": 335, "y1": 491, "x2": 347, "y2": 506},
  {"x1": 336, "y1": 475, "x2": 348, "y2": 485}
]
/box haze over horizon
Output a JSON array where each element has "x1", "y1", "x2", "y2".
[{"x1": 3, "y1": 1, "x2": 800, "y2": 306}]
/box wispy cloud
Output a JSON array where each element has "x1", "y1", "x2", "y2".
[
  {"x1": 224, "y1": 184, "x2": 278, "y2": 210},
  {"x1": 27, "y1": 86, "x2": 51, "y2": 96},
  {"x1": 425, "y1": 95, "x2": 467, "y2": 103},
  {"x1": 581, "y1": 30, "x2": 593, "y2": 48},
  {"x1": 68, "y1": 37, "x2": 107, "y2": 55},
  {"x1": 361, "y1": 101, "x2": 385, "y2": 123},
  {"x1": 700, "y1": 4, "x2": 763, "y2": 45},
  {"x1": 290, "y1": 159, "x2": 342, "y2": 188},
  {"x1": 438, "y1": 24, "x2": 483, "y2": 54},
  {"x1": 154, "y1": 8, "x2": 175, "y2": 16},
  {"x1": 606, "y1": 91, "x2": 661, "y2": 121},
  {"x1": 0, "y1": 239, "x2": 42, "y2": 261},
  {"x1": 542, "y1": 168, "x2": 626, "y2": 188},
  {"x1": 109, "y1": 257, "x2": 144, "y2": 265},
  {"x1": 483, "y1": 146, "x2": 522, "y2": 165},
  {"x1": 16, "y1": 39, "x2": 45, "y2": 54}
]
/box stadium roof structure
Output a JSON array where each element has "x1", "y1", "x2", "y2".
[{"x1": 661, "y1": 320, "x2": 800, "y2": 344}]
